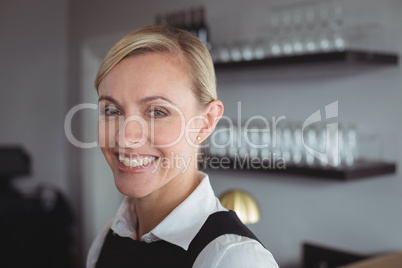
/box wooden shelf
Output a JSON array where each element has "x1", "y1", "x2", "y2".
[
  {"x1": 208, "y1": 49, "x2": 399, "y2": 180},
  {"x1": 214, "y1": 50, "x2": 399, "y2": 70},
  {"x1": 200, "y1": 158, "x2": 397, "y2": 181}
]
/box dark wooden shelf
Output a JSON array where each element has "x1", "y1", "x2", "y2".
[
  {"x1": 214, "y1": 50, "x2": 399, "y2": 70},
  {"x1": 209, "y1": 49, "x2": 398, "y2": 180},
  {"x1": 200, "y1": 158, "x2": 397, "y2": 181}
]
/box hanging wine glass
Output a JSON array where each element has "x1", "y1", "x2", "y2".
[
  {"x1": 241, "y1": 41, "x2": 254, "y2": 61},
  {"x1": 254, "y1": 38, "x2": 266, "y2": 60},
  {"x1": 292, "y1": 8, "x2": 304, "y2": 54},
  {"x1": 305, "y1": 128, "x2": 317, "y2": 166},
  {"x1": 249, "y1": 128, "x2": 260, "y2": 159},
  {"x1": 270, "y1": 12, "x2": 282, "y2": 56},
  {"x1": 228, "y1": 124, "x2": 238, "y2": 160},
  {"x1": 281, "y1": 10, "x2": 293, "y2": 55},
  {"x1": 292, "y1": 123, "x2": 303, "y2": 165},
  {"x1": 330, "y1": 1, "x2": 345, "y2": 51},
  {"x1": 281, "y1": 124, "x2": 293, "y2": 164},
  {"x1": 218, "y1": 43, "x2": 231, "y2": 62},
  {"x1": 238, "y1": 126, "x2": 249, "y2": 160},
  {"x1": 304, "y1": 4, "x2": 318, "y2": 53},
  {"x1": 261, "y1": 128, "x2": 271, "y2": 160},
  {"x1": 230, "y1": 42, "x2": 242, "y2": 62}
]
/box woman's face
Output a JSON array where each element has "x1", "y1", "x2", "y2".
[{"x1": 97, "y1": 52, "x2": 204, "y2": 199}]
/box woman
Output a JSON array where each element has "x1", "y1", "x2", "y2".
[{"x1": 87, "y1": 25, "x2": 279, "y2": 268}]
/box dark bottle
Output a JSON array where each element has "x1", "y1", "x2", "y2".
[
  {"x1": 197, "y1": 6, "x2": 209, "y2": 47},
  {"x1": 177, "y1": 10, "x2": 187, "y2": 30},
  {"x1": 165, "y1": 13, "x2": 171, "y2": 26},
  {"x1": 155, "y1": 14, "x2": 163, "y2": 25},
  {"x1": 189, "y1": 8, "x2": 199, "y2": 36},
  {"x1": 166, "y1": 13, "x2": 175, "y2": 27},
  {"x1": 171, "y1": 12, "x2": 178, "y2": 27}
]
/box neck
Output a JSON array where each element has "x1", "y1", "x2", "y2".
[{"x1": 133, "y1": 167, "x2": 200, "y2": 239}]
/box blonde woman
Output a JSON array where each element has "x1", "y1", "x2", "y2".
[{"x1": 87, "y1": 25, "x2": 279, "y2": 268}]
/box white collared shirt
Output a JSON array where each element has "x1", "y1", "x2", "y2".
[{"x1": 87, "y1": 171, "x2": 279, "y2": 268}]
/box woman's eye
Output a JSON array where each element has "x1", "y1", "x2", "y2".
[
  {"x1": 102, "y1": 108, "x2": 121, "y2": 116},
  {"x1": 149, "y1": 108, "x2": 167, "y2": 117}
]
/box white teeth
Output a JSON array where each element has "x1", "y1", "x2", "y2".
[
  {"x1": 131, "y1": 159, "x2": 140, "y2": 167},
  {"x1": 119, "y1": 155, "x2": 156, "y2": 168}
]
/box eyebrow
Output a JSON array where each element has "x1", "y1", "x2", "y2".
[
  {"x1": 98, "y1": 96, "x2": 121, "y2": 106},
  {"x1": 139, "y1": 95, "x2": 175, "y2": 105},
  {"x1": 98, "y1": 95, "x2": 175, "y2": 106}
]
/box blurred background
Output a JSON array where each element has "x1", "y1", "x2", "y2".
[{"x1": 1, "y1": 0, "x2": 401, "y2": 267}]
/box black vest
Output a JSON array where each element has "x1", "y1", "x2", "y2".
[{"x1": 95, "y1": 210, "x2": 263, "y2": 268}]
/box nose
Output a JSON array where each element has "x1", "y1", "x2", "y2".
[{"x1": 116, "y1": 114, "x2": 148, "y2": 148}]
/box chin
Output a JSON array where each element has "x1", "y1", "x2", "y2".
[
  {"x1": 111, "y1": 163, "x2": 165, "y2": 198},
  {"x1": 113, "y1": 176, "x2": 154, "y2": 199}
]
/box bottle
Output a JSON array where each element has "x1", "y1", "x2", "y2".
[
  {"x1": 189, "y1": 8, "x2": 198, "y2": 36},
  {"x1": 170, "y1": 12, "x2": 178, "y2": 28},
  {"x1": 165, "y1": 13, "x2": 172, "y2": 26},
  {"x1": 155, "y1": 14, "x2": 163, "y2": 25},
  {"x1": 177, "y1": 10, "x2": 187, "y2": 30},
  {"x1": 198, "y1": 6, "x2": 210, "y2": 47}
]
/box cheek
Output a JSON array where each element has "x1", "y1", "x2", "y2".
[
  {"x1": 153, "y1": 125, "x2": 197, "y2": 159},
  {"x1": 151, "y1": 120, "x2": 184, "y2": 147}
]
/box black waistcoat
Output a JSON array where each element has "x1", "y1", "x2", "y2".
[{"x1": 95, "y1": 210, "x2": 263, "y2": 268}]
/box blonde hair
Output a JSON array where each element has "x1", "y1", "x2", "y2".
[{"x1": 95, "y1": 25, "x2": 217, "y2": 108}]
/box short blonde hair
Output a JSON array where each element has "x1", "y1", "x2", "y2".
[{"x1": 95, "y1": 25, "x2": 217, "y2": 108}]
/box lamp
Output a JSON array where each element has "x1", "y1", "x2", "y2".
[{"x1": 219, "y1": 189, "x2": 261, "y2": 224}]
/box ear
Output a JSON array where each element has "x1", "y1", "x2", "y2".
[{"x1": 198, "y1": 100, "x2": 224, "y2": 141}]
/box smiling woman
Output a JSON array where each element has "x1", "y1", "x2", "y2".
[{"x1": 87, "y1": 25, "x2": 279, "y2": 268}]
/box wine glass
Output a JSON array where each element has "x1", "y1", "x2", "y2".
[
  {"x1": 218, "y1": 43, "x2": 231, "y2": 62},
  {"x1": 289, "y1": 123, "x2": 302, "y2": 165},
  {"x1": 230, "y1": 42, "x2": 242, "y2": 62},
  {"x1": 227, "y1": 124, "x2": 238, "y2": 160}
]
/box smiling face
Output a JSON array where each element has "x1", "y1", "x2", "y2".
[{"x1": 97, "y1": 52, "x2": 204, "y2": 199}]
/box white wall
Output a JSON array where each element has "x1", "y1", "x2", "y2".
[
  {"x1": 79, "y1": 38, "x2": 125, "y2": 254},
  {"x1": 71, "y1": 0, "x2": 402, "y2": 266},
  {"x1": 0, "y1": 0, "x2": 68, "y2": 194}
]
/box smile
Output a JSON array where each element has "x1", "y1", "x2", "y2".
[{"x1": 118, "y1": 154, "x2": 158, "y2": 168}]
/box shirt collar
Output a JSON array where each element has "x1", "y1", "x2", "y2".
[
  {"x1": 110, "y1": 195, "x2": 138, "y2": 239},
  {"x1": 150, "y1": 171, "x2": 217, "y2": 250},
  {"x1": 110, "y1": 171, "x2": 219, "y2": 250}
]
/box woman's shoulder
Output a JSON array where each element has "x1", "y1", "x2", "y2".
[
  {"x1": 193, "y1": 234, "x2": 279, "y2": 268},
  {"x1": 189, "y1": 210, "x2": 279, "y2": 267}
]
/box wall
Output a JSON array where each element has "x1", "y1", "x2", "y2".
[
  {"x1": 79, "y1": 37, "x2": 126, "y2": 256},
  {"x1": 0, "y1": 1, "x2": 68, "y2": 196},
  {"x1": 69, "y1": 0, "x2": 402, "y2": 266}
]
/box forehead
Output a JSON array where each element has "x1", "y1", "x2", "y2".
[{"x1": 98, "y1": 52, "x2": 194, "y2": 106}]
